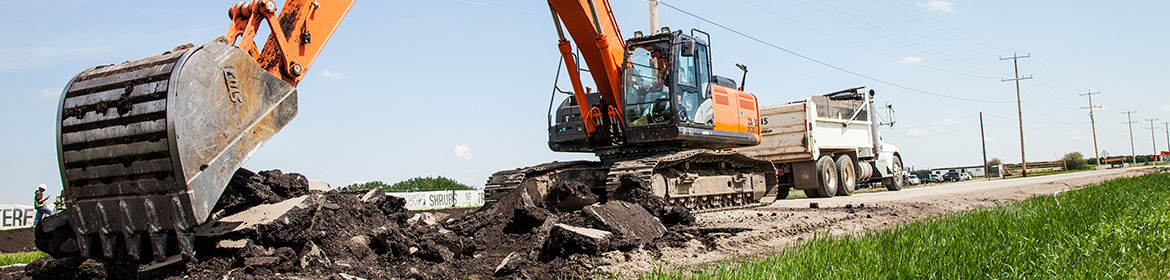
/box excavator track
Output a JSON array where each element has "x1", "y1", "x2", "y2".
[
  {"x1": 54, "y1": 39, "x2": 298, "y2": 263},
  {"x1": 604, "y1": 149, "x2": 778, "y2": 211},
  {"x1": 484, "y1": 160, "x2": 604, "y2": 206},
  {"x1": 486, "y1": 150, "x2": 778, "y2": 212}
]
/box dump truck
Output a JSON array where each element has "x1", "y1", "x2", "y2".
[{"x1": 736, "y1": 87, "x2": 904, "y2": 199}]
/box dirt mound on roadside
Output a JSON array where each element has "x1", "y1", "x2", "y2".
[{"x1": 21, "y1": 169, "x2": 722, "y2": 280}]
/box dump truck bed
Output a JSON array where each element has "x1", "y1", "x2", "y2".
[{"x1": 737, "y1": 96, "x2": 876, "y2": 163}]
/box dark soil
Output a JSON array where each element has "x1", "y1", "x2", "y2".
[
  {"x1": 0, "y1": 227, "x2": 36, "y2": 253},
  {"x1": 21, "y1": 168, "x2": 707, "y2": 280}
]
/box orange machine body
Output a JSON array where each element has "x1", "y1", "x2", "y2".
[{"x1": 710, "y1": 85, "x2": 763, "y2": 144}]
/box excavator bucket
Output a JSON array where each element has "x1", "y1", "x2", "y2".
[{"x1": 55, "y1": 38, "x2": 297, "y2": 262}]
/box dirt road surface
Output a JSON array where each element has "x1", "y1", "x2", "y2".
[{"x1": 598, "y1": 166, "x2": 1164, "y2": 277}]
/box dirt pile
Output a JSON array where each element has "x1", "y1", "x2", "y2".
[
  {"x1": 20, "y1": 168, "x2": 725, "y2": 279},
  {"x1": 0, "y1": 227, "x2": 36, "y2": 253}
]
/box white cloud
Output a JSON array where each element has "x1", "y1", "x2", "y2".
[
  {"x1": 933, "y1": 118, "x2": 959, "y2": 126},
  {"x1": 320, "y1": 69, "x2": 345, "y2": 80},
  {"x1": 918, "y1": 0, "x2": 956, "y2": 13},
  {"x1": 1161, "y1": 104, "x2": 1170, "y2": 112},
  {"x1": 985, "y1": 137, "x2": 995, "y2": 143},
  {"x1": 453, "y1": 145, "x2": 472, "y2": 159},
  {"x1": 36, "y1": 89, "x2": 60, "y2": 101},
  {"x1": 1068, "y1": 130, "x2": 1087, "y2": 140},
  {"x1": 908, "y1": 128, "x2": 930, "y2": 136},
  {"x1": 897, "y1": 56, "x2": 924, "y2": 64}
]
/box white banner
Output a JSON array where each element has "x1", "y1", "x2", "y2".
[
  {"x1": 0, "y1": 204, "x2": 38, "y2": 229},
  {"x1": 386, "y1": 190, "x2": 484, "y2": 210}
]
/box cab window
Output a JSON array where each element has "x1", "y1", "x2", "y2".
[{"x1": 623, "y1": 46, "x2": 672, "y2": 126}]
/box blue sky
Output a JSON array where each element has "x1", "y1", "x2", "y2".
[{"x1": 2, "y1": 0, "x2": 1167, "y2": 204}]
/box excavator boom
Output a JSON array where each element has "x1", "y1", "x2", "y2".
[{"x1": 49, "y1": 0, "x2": 353, "y2": 263}]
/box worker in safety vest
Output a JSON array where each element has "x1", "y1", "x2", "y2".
[
  {"x1": 33, "y1": 184, "x2": 54, "y2": 226},
  {"x1": 53, "y1": 192, "x2": 66, "y2": 213}
]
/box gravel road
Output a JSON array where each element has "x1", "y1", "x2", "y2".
[{"x1": 597, "y1": 166, "x2": 1164, "y2": 277}]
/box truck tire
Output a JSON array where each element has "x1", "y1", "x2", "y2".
[
  {"x1": 882, "y1": 155, "x2": 905, "y2": 191},
  {"x1": 777, "y1": 186, "x2": 790, "y2": 200},
  {"x1": 835, "y1": 155, "x2": 856, "y2": 196},
  {"x1": 813, "y1": 155, "x2": 838, "y2": 198}
]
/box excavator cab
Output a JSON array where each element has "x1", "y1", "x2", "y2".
[
  {"x1": 549, "y1": 29, "x2": 760, "y2": 153},
  {"x1": 619, "y1": 30, "x2": 761, "y2": 150}
]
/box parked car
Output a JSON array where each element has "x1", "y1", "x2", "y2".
[
  {"x1": 942, "y1": 171, "x2": 961, "y2": 182},
  {"x1": 928, "y1": 174, "x2": 942, "y2": 183},
  {"x1": 959, "y1": 172, "x2": 973, "y2": 181},
  {"x1": 906, "y1": 174, "x2": 921, "y2": 185}
]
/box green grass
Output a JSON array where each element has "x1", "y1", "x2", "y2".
[
  {"x1": 643, "y1": 172, "x2": 1170, "y2": 279},
  {"x1": 0, "y1": 251, "x2": 47, "y2": 266}
]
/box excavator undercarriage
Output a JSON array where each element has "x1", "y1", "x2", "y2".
[{"x1": 485, "y1": 149, "x2": 779, "y2": 213}]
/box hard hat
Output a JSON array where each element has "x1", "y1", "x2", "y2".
[{"x1": 38, "y1": 184, "x2": 46, "y2": 190}]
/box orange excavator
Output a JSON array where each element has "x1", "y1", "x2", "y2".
[
  {"x1": 46, "y1": 0, "x2": 354, "y2": 263},
  {"x1": 486, "y1": 0, "x2": 778, "y2": 211}
]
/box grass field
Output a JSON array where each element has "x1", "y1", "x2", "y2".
[
  {"x1": 0, "y1": 251, "x2": 46, "y2": 267},
  {"x1": 643, "y1": 172, "x2": 1170, "y2": 279}
]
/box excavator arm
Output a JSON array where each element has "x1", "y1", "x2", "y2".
[
  {"x1": 48, "y1": 0, "x2": 352, "y2": 263},
  {"x1": 226, "y1": 0, "x2": 355, "y2": 86},
  {"x1": 547, "y1": 0, "x2": 627, "y2": 135}
]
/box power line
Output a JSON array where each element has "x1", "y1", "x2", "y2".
[
  {"x1": 867, "y1": 0, "x2": 1004, "y2": 57},
  {"x1": 1021, "y1": 102, "x2": 1075, "y2": 126},
  {"x1": 794, "y1": 0, "x2": 1002, "y2": 74},
  {"x1": 1029, "y1": 79, "x2": 1083, "y2": 107},
  {"x1": 1025, "y1": 58, "x2": 1085, "y2": 91},
  {"x1": 656, "y1": 1, "x2": 1012, "y2": 103},
  {"x1": 737, "y1": 0, "x2": 995, "y2": 79},
  {"x1": 823, "y1": 0, "x2": 1000, "y2": 59},
  {"x1": 892, "y1": 0, "x2": 1014, "y2": 53}
]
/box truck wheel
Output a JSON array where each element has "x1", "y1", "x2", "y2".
[
  {"x1": 814, "y1": 155, "x2": 838, "y2": 198},
  {"x1": 835, "y1": 155, "x2": 856, "y2": 196},
  {"x1": 777, "y1": 186, "x2": 790, "y2": 200},
  {"x1": 882, "y1": 155, "x2": 904, "y2": 191}
]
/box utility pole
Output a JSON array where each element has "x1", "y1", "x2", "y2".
[
  {"x1": 1001, "y1": 53, "x2": 1032, "y2": 177},
  {"x1": 980, "y1": 112, "x2": 988, "y2": 179},
  {"x1": 1148, "y1": 118, "x2": 1159, "y2": 165},
  {"x1": 1162, "y1": 122, "x2": 1169, "y2": 163},
  {"x1": 1122, "y1": 111, "x2": 1138, "y2": 165},
  {"x1": 649, "y1": 0, "x2": 659, "y2": 34},
  {"x1": 1080, "y1": 91, "x2": 1102, "y2": 166}
]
